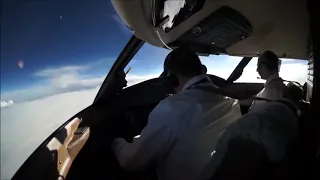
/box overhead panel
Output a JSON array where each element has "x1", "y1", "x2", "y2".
[{"x1": 169, "y1": 6, "x2": 253, "y2": 54}]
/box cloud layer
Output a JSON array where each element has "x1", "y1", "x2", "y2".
[
  {"x1": 1, "y1": 56, "x2": 308, "y2": 107},
  {"x1": 0, "y1": 88, "x2": 99, "y2": 179},
  {"x1": 0, "y1": 72, "x2": 159, "y2": 178},
  {"x1": 1, "y1": 65, "x2": 105, "y2": 103}
]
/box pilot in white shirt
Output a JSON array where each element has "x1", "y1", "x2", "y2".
[
  {"x1": 250, "y1": 51, "x2": 285, "y2": 111},
  {"x1": 112, "y1": 47, "x2": 242, "y2": 180}
]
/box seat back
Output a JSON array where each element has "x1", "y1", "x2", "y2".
[
  {"x1": 202, "y1": 101, "x2": 299, "y2": 180},
  {"x1": 283, "y1": 82, "x2": 303, "y2": 104}
]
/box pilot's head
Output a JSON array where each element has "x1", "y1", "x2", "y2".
[
  {"x1": 164, "y1": 47, "x2": 203, "y2": 93},
  {"x1": 257, "y1": 50, "x2": 280, "y2": 80}
]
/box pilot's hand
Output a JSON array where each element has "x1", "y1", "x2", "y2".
[{"x1": 111, "y1": 136, "x2": 140, "y2": 158}]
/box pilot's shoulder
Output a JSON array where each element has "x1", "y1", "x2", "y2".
[
  {"x1": 149, "y1": 95, "x2": 189, "y2": 120},
  {"x1": 155, "y1": 93, "x2": 192, "y2": 112}
]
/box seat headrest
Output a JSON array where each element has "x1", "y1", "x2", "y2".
[{"x1": 283, "y1": 82, "x2": 303, "y2": 103}]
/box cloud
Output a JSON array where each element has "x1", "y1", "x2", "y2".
[
  {"x1": 1, "y1": 65, "x2": 105, "y2": 103},
  {"x1": 0, "y1": 100, "x2": 14, "y2": 108},
  {"x1": 1, "y1": 55, "x2": 308, "y2": 104},
  {"x1": 33, "y1": 65, "x2": 104, "y2": 90},
  {"x1": 279, "y1": 63, "x2": 308, "y2": 83},
  {"x1": 0, "y1": 73, "x2": 158, "y2": 179},
  {"x1": 34, "y1": 66, "x2": 88, "y2": 77},
  {"x1": 1, "y1": 57, "x2": 162, "y2": 104},
  {"x1": 1, "y1": 88, "x2": 98, "y2": 180}
]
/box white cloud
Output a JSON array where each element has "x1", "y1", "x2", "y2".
[
  {"x1": 34, "y1": 66, "x2": 88, "y2": 77},
  {"x1": 1, "y1": 61, "x2": 162, "y2": 104},
  {"x1": 3, "y1": 56, "x2": 307, "y2": 104},
  {"x1": 0, "y1": 72, "x2": 158, "y2": 180},
  {"x1": 0, "y1": 100, "x2": 14, "y2": 108},
  {"x1": 1, "y1": 65, "x2": 105, "y2": 103},
  {"x1": 1, "y1": 88, "x2": 99, "y2": 180},
  {"x1": 279, "y1": 63, "x2": 308, "y2": 84},
  {"x1": 33, "y1": 65, "x2": 104, "y2": 91}
]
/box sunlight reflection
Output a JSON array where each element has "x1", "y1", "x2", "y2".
[{"x1": 210, "y1": 150, "x2": 216, "y2": 156}]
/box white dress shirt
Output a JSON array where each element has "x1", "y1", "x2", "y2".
[
  {"x1": 250, "y1": 73, "x2": 285, "y2": 111},
  {"x1": 112, "y1": 74, "x2": 242, "y2": 180}
]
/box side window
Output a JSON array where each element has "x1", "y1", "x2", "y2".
[
  {"x1": 241, "y1": 58, "x2": 307, "y2": 84},
  {"x1": 279, "y1": 58, "x2": 308, "y2": 84},
  {"x1": 200, "y1": 55, "x2": 264, "y2": 83},
  {"x1": 200, "y1": 55, "x2": 308, "y2": 84},
  {"x1": 125, "y1": 44, "x2": 169, "y2": 87}
]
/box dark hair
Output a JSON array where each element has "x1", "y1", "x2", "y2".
[
  {"x1": 164, "y1": 47, "x2": 202, "y2": 77},
  {"x1": 260, "y1": 50, "x2": 280, "y2": 71}
]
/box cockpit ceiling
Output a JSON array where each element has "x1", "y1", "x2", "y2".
[{"x1": 111, "y1": 0, "x2": 309, "y2": 60}]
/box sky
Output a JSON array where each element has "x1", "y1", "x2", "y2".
[{"x1": 0, "y1": 1, "x2": 308, "y2": 179}]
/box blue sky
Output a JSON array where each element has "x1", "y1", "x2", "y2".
[
  {"x1": 1, "y1": 1, "x2": 129, "y2": 91},
  {"x1": 1, "y1": 1, "x2": 177, "y2": 104}
]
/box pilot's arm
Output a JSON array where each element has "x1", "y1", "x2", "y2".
[{"x1": 112, "y1": 99, "x2": 176, "y2": 171}]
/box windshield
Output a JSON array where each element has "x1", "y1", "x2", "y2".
[
  {"x1": 126, "y1": 51, "x2": 308, "y2": 86},
  {"x1": 1, "y1": 1, "x2": 131, "y2": 179}
]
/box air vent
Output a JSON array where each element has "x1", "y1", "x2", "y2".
[{"x1": 308, "y1": 37, "x2": 314, "y2": 84}]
